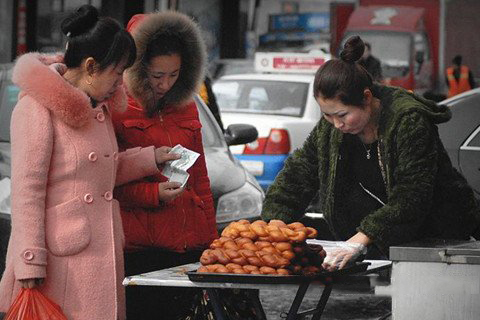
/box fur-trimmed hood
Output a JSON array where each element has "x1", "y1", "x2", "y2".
[
  {"x1": 12, "y1": 52, "x2": 127, "y2": 128},
  {"x1": 125, "y1": 11, "x2": 206, "y2": 116}
]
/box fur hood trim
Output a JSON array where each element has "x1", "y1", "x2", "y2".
[
  {"x1": 125, "y1": 11, "x2": 206, "y2": 114},
  {"x1": 12, "y1": 52, "x2": 127, "y2": 128}
]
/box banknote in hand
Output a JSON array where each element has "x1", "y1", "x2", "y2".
[{"x1": 162, "y1": 144, "x2": 199, "y2": 187}]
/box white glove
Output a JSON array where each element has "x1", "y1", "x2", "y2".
[{"x1": 322, "y1": 242, "x2": 367, "y2": 271}]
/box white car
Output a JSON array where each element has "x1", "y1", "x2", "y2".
[{"x1": 213, "y1": 52, "x2": 330, "y2": 190}]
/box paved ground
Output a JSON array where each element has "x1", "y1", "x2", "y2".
[
  {"x1": 259, "y1": 272, "x2": 392, "y2": 320},
  {"x1": 260, "y1": 289, "x2": 391, "y2": 319}
]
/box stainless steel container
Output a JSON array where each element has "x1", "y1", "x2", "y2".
[{"x1": 390, "y1": 239, "x2": 480, "y2": 320}]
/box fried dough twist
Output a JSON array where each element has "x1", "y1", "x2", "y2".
[
  {"x1": 210, "y1": 236, "x2": 295, "y2": 261},
  {"x1": 221, "y1": 220, "x2": 317, "y2": 243},
  {"x1": 198, "y1": 263, "x2": 291, "y2": 275},
  {"x1": 200, "y1": 246, "x2": 291, "y2": 268}
]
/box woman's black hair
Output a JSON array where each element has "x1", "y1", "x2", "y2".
[
  {"x1": 143, "y1": 32, "x2": 184, "y2": 66},
  {"x1": 61, "y1": 5, "x2": 136, "y2": 71},
  {"x1": 313, "y1": 35, "x2": 373, "y2": 107}
]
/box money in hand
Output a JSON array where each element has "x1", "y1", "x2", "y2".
[{"x1": 162, "y1": 144, "x2": 200, "y2": 187}]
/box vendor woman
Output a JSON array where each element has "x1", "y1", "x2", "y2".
[{"x1": 261, "y1": 36, "x2": 480, "y2": 270}]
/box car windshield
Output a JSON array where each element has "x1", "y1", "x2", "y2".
[
  {"x1": 213, "y1": 80, "x2": 309, "y2": 117},
  {"x1": 0, "y1": 82, "x2": 18, "y2": 142},
  {"x1": 212, "y1": 59, "x2": 255, "y2": 80},
  {"x1": 342, "y1": 31, "x2": 411, "y2": 78}
]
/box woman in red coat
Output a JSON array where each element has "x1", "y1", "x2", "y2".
[{"x1": 111, "y1": 11, "x2": 218, "y2": 319}]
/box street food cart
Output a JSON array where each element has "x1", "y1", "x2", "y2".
[
  {"x1": 390, "y1": 240, "x2": 480, "y2": 320},
  {"x1": 123, "y1": 260, "x2": 391, "y2": 320}
]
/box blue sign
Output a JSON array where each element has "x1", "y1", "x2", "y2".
[
  {"x1": 269, "y1": 13, "x2": 330, "y2": 33},
  {"x1": 259, "y1": 32, "x2": 321, "y2": 44}
]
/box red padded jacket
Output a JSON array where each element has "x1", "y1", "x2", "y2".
[{"x1": 112, "y1": 96, "x2": 218, "y2": 252}]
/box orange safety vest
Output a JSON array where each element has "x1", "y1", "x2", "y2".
[
  {"x1": 447, "y1": 65, "x2": 471, "y2": 98},
  {"x1": 199, "y1": 82, "x2": 209, "y2": 105}
]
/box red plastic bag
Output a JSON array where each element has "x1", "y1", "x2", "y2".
[{"x1": 5, "y1": 288, "x2": 67, "y2": 320}]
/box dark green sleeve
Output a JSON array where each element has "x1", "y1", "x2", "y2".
[
  {"x1": 359, "y1": 112, "x2": 438, "y2": 251},
  {"x1": 261, "y1": 124, "x2": 321, "y2": 223}
]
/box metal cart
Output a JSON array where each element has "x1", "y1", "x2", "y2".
[{"x1": 123, "y1": 260, "x2": 391, "y2": 320}]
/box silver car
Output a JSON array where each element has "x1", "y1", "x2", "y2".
[{"x1": 194, "y1": 94, "x2": 264, "y2": 228}]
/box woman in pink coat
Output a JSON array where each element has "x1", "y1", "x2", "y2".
[{"x1": 0, "y1": 5, "x2": 178, "y2": 320}]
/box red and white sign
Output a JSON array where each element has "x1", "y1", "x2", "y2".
[
  {"x1": 273, "y1": 57, "x2": 325, "y2": 70},
  {"x1": 255, "y1": 52, "x2": 331, "y2": 74}
]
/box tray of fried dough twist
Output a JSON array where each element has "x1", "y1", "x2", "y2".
[
  {"x1": 188, "y1": 219, "x2": 369, "y2": 284},
  {"x1": 186, "y1": 262, "x2": 370, "y2": 284}
]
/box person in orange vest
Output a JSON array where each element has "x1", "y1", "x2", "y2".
[{"x1": 446, "y1": 55, "x2": 476, "y2": 98}]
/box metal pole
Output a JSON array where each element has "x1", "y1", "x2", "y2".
[
  {"x1": 286, "y1": 282, "x2": 310, "y2": 320},
  {"x1": 311, "y1": 283, "x2": 333, "y2": 320},
  {"x1": 438, "y1": 0, "x2": 446, "y2": 93},
  {"x1": 157, "y1": 0, "x2": 169, "y2": 11}
]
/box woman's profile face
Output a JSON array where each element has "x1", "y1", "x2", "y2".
[
  {"x1": 316, "y1": 96, "x2": 371, "y2": 135},
  {"x1": 147, "y1": 54, "x2": 181, "y2": 100},
  {"x1": 89, "y1": 60, "x2": 127, "y2": 102}
]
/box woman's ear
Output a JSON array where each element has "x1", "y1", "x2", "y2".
[
  {"x1": 363, "y1": 88, "x2": 373, "y2": 106},
  {"x1": 84, "y1": 57, "x2": 96, "y2": 76}
]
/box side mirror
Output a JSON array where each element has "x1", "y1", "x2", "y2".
[{"x1": 224, "y1": 124, "x2": 258, "y2": 146}]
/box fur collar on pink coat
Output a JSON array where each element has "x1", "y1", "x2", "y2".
[{"x1": 12, "y1": 52, "x2": 127, "y2": 128}]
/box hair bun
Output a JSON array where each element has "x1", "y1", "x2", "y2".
[
  {"x1": 61, "y1": 5, "x2": 99, "y2": 37},
  {"x1": 340, "y1": 35, "x2": 365, "y2": 64}
]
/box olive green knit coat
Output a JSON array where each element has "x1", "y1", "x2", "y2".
[{"x1": 262, "y1": 85, "x2": 480, "y2": 254}]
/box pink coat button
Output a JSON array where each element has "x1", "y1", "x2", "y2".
[
  {"x1": 113, "y1": 152, "x2": 118, "y2": 161},
  {"x1": 83, "y1": 193, "x2": 94, "y2": 203},
  {"x1": 96, "y1": 112, "x2": 105, "y2": 122},
  {"x1": 88, "y1": 152, "x2": 98, "y2": 162},
  {"x1": 104, "y1": 191, "x2": 113, "y2": 201},
  {"x1": 23, "y1": 250, "x2": 34, "y2": 261}
]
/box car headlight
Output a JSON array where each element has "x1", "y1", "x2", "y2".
[{"x1": 216, "y1": 181, "x2": 264, "y2": 224}]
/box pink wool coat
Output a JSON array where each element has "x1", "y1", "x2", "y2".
[{"x1": 0, "y1": 53, "x2": 160, "y2": 319}]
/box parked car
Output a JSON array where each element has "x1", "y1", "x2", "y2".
[
  {"x1": 212, "y1": 51, "x2": 330, "y2": 190},
  {"x1": 438, "y1": 88, "x2": 480, "y2": 198},
  {"x1": 195, "y1": 94, "x2": 264, "y2": 228},
  {"x1": 0, "y1": 64, "x2": 264, "y2": 274}
]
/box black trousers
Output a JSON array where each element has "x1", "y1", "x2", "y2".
[{"x1": 124, "y1": 248, "x2": 202, "y2": 320}]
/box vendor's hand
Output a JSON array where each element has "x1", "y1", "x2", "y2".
[
  {"x1": 322, "y1": 242, "x2": 366, "y2": 271},
  {"x1": 20, "y1": 278, "x2": 44, "y2": 289},
  {"x1": 158, "y1": 182, "x2": 184, "y2": 202},
  {"x1": 155, "y1": 146, "x2": 181, "y2": 166}
]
